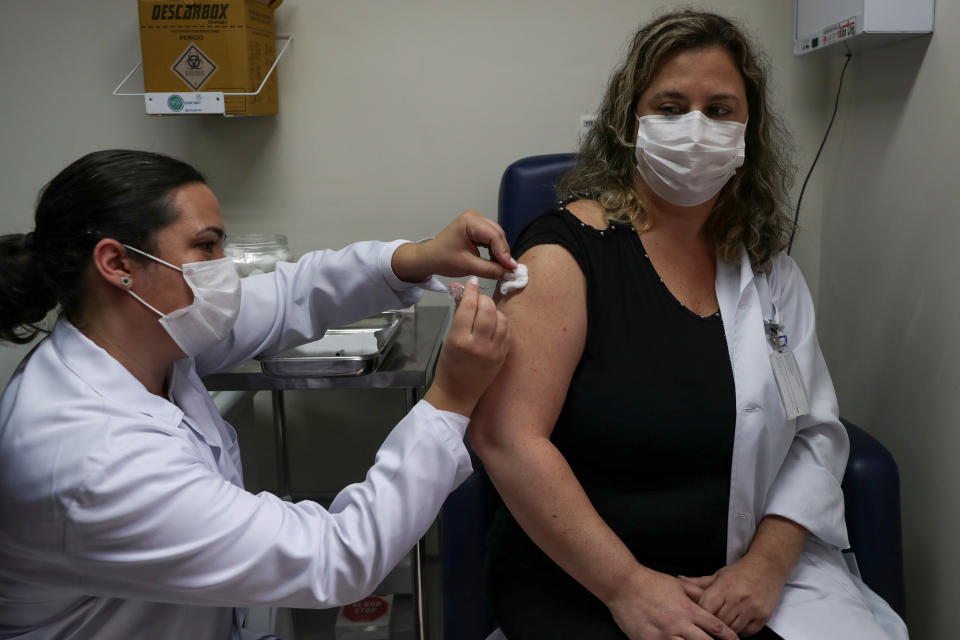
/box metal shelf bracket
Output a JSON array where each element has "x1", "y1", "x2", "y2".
[{"x1": 113, "y1": 35, "x2": 293, "y2": 115}]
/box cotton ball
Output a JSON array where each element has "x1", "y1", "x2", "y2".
[{"x1": 499, "y1": 263, "x2": 529, "y2": 295}]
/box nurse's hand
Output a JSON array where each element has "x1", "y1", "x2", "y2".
[
  {"x1": 425, "y1": 278, "x2": 510, "y2": 418},
  {"x1": 678, "y1": 553, "x2": 786, "y2": 636},
  {"x1": 606, "y1": 567, "x2": 738, "y2": 640},
  {"x1": 392, "y1": 210, "x2": 516, "y2": 283}
]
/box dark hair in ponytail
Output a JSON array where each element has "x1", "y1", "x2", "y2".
[{"x1": 0, "y1": 149, "x2": 205, "y2": 344}]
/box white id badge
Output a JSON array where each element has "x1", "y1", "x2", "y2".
[{"x1": 769, "y1": 349, "x2": 810, "y2": 420}]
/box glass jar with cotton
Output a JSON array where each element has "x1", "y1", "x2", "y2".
[{"x1": 223, "y1": 233, "x2": 293, "y2": 277}]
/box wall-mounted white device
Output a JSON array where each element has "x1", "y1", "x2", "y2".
[{"x1": 795, "y1": 0, "x2": 934, "y2": 56}]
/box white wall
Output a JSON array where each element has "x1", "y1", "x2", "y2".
[
  {"x1": 0, "y1": 0, "x2": 831, "y2": 385},
  {"x1": 817, "y1": 2, "x2": 958, "y2": 636}
]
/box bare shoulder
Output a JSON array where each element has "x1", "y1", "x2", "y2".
[
  {"x1": 562, "y1": 199, "x2": 607, "y2": 230},
  {"x1": 497, "y1": 243, "x2": 584, "y2": 310},
  {"x1": 495, "y1": 242, "x2": 587, "y2": 352}
]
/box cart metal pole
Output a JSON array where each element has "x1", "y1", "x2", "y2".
[{"x1": 271, "y1": 390, "x2": 292, "y2": 500}]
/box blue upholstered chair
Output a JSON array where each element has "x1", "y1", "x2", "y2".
[{"x1": 439, "y1": 154, "x2": 906, "y2": 640}]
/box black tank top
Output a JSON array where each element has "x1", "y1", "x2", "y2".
[{"x1": 485, "y1": 205, "x2": 736, "y2": 581}]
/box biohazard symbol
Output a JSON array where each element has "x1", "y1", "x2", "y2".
[{"x1": 172, "y1": 44, "x2": 217, "y2": 91}]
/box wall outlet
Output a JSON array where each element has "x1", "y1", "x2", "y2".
[{"x1": 579, "y1": 114, "x2": 597, "y2": 143}]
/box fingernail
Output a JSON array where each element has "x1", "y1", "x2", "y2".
[
  {"x1": 468, "y1": 275, "x2": 479, "y2": 286},
  {"x1": 509, "y1": 257, "x2": 518, "y2": 268}
]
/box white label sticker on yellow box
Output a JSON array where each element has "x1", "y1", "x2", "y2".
[{"x1": 145, "y1": 92, "x2": 226, "y2": 115}]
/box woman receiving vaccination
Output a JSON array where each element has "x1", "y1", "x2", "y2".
[{"x1": 472, "y1": 10, "x2": 907, "y2": 640}]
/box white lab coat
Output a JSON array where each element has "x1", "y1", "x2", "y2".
[
  {"x1": 0, "y1": 241, "x2": 472, "y2": 640},
  {"x1": 716, "y1": 249, "x2": 907, "y2": 640}
]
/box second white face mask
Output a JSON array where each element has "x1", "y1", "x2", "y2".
[
  {"x1": 124, "y1": 245, "x2": 242, "y2": 358},
  {"x1": 634, "y1": 110, "x2": 746, "y2": 207}
]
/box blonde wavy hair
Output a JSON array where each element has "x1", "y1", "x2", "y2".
[{"x1": 558, "y1": 9, "x2": 794, "y2": 268}]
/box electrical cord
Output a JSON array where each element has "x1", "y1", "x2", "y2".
[{"x1": 788, "y1": 46, "x2": 853, "y2": 254}]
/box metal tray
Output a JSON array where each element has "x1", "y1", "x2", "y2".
[{"x1": 258, "y1": 312, "x2": 403, "y2": 378}]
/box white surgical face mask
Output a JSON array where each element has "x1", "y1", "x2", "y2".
[
  {"x1": 123, "y1": 244, "x2": 242, "y2": 357},
  {"x1": 634, "y1": 110, "x2": 746, "y2": 207}
]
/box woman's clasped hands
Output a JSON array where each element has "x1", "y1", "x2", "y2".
[
  {"x1": 678, "y1": 551, "x2": 788, "y2": 637},
  {"x1": 606, "y1": 566, "x2": 740, "y2": 640}
]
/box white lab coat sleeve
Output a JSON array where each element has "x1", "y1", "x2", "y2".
[
  {"x1": 760, "y1": 254, "x2": 851, "y2": 550},
  {"x1": 62, "y1": 400, "x2": 472, "y2": 608},
  {"x1": 195, "y1": 240, "x2": 425, "y2": 376}
]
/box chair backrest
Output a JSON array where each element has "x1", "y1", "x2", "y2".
[
  {"x1": 840, "y1": 419, "x2": 906, "y2": 616},
  {"x1": 440, "y1": 154, "x2": 907, "y2": 640},
  {"x1": 497, "y1": 153, "x2": 577, "y2": 247}
]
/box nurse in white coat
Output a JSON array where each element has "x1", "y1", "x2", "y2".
[
  {"x1": 0, "y1": 149, "x2": 513, "y2": 639},
  {"x1": 469, "y1": 10, "x2": 907, "y2": 640}
]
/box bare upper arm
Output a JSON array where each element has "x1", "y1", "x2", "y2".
[{"x1": 469, "y1": 242, "x2": 587, "y2": 450}]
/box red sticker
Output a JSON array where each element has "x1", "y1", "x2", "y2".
[{"x1": 342, "y1": 596, "x2": 390, "y2": 623}]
